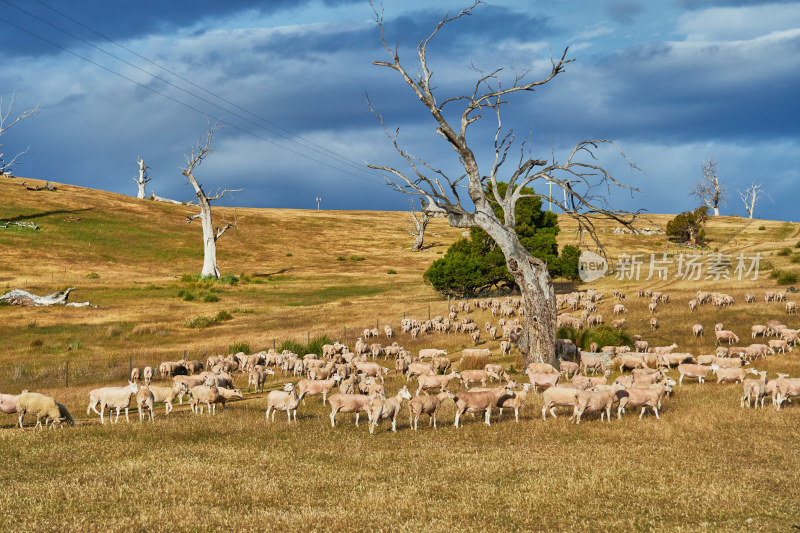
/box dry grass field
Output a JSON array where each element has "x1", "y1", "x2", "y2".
[{"x1": 2, "y1": 177, "x2": 800, "y2": 531}]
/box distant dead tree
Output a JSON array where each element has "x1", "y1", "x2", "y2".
[
  {"x1": 366, "y1": 1, "x2": 642, "y2": 367},
  {"x1": 181, "y1": 124, "x2": 241, "y2": 279},
  {"x1": 133, "y1": 157, "x2": 151, "y2": 199},
  {"x1": 738, "y1": 183, "x2": 770, "y2": 219},
  {"x1": 0, "y1": 93, "x2": 40, "y2": 177},
  {"x1": 690, "y1": 157, "x2": 726, "y2": 216},
  {"x1": 408, "y1": 200, "x2": 431, "y2": 251}
]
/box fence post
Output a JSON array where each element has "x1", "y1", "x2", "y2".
[
  {"x1": 376, "y1": 318, "x2": 379, "y2": 331},
  {"x1": 65, "y1": 361, "x2": 69, "y2": 388},
  {"x1": 428, "y1": 304, "x2": 431, "y2": 320},
  {"x1": 344, "y1": 326, "x2": 347, "y2": 343},
  {"x1": 273, "y1": 339, "x2": 276, "y2": 350}
]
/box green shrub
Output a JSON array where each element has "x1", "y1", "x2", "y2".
[
  {"x1": 349, "y1": 255, "x2": 366, "y2": 262},
  {"x1": 215, "y1": 310, "x2": 233, "y2": 322},
  {"x1": 387, "y1": 269, "x2": 397, "y2": 274},
  {"x1": 795, "y1": 241, "x2": 800, "y2": 248},
  {"x1": 86, "y1": 272, "x2": 99, "y2": 279},
  {"x1": 758, "y1": 225, "x2": 766, "y2": 231},
  {"x1": 791, "y1": 255, "x2": 800, "y2": 264},
  {"x1": 777, "y1": 247, "x2": 792, "y2": 257},
  {"x1": 777, "y1": 271, "x2": 798, "y2": 285},
  {"x1": 184, "y1": 316, "x2": 214, "y2": 329},
  {"x1": 180, "y1": 273, "x2": 195, "y2": 282},
  {"x1": 761, "y1": 260, "x2": 774, "y2": 271},
  {"x1": 770, "y1": 269, "x2": 781, "y2": 279},
  {"x1": 203, "y1": 293, "x2": 219, "y2": 303},
  {"x1": 336, "y1": 256, "x2": 346, "y2": 261},
  {"x1": 278, "y1": 339, "x2": 306, "y2": 355},
  {"x1": 307, "y1": 335, "x2": 335, "y2": 356},
  {"x1": 230, "y1": 342, "x2": 251, "y2": 355},
  {"x1": 574, "y1": 325, "x2": 632, "y2": 351},
  {"x1": 178, "y1": 289, "x2": 196, "y2": 302},
  {"x1": 217, "y1": 274, "x2": 239, "y2": 285},
  {"x1": 286, "y1": 253, "x2": 293, "y2": 257},
  {"x1": 30, "y1": 339, "x2": 43, "y2": 347}
]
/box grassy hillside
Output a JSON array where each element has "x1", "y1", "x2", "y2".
[{"x1": 2, "y1": 176, "x2": 800, "y2": 531}]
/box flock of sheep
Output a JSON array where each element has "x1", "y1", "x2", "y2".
[{"x1": 2, "y1": 291, "x2": 798, "y2": 432}]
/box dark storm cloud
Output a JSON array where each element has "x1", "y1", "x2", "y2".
[{"x1": 607, "y1": 0, "x2": 644, "y2": 24}]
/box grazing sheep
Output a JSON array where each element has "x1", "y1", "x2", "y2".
[
  {"x1": 541, "y1": 386, "x2": 587, "y2": 420},
  {"x1": 189, "y1": 381, "x2": 222, "y2": 415},
  {"x1": 572, "y1": 384, "x2": 625, "y2": 424},
  {"x1": 136, "y1": 386, "x2": 155, "y2": 422},
  {"x1": 460, "y1": 369, "x2": 491, "y2": 388},
  {"x1": 416, "y1": 371, "x2": 460, "y2": 396},
  {"x1": 148, "y1": 383, "x2": 187, "y2": 415},
  {"x1": 692, "y1": 324, "x2": 704, "y2": 337},
  {"x1": 48, "y1": 402, "x2": 75, "y2": 429},
  {"x1": 0, "y1": 393, "x2": 21, "y2": 415},
  {"x1": 498, "y1": 383, "x2": 531, "y2": 422},
  {"x1": 453, "y1": 385, "x2": 514, "y2": 427},
  {"x1": 559, "y1": 361, "x2": 579, "y2": 378},
  {"x1": 87, "y1": 381, "x2": 139, "y2": 424},
  {"x1": 266, "y1": 383, "x2": 301, "y2": 422},
  {"x1": 715, "y1": 330, "x2": 740, "y2": 345},
  {"x1": 327, "y1": 390, "x2": 384, "y2": 427},
  {"x1": 143, "y1": 366, "x2": 153, "y2": 385},
  {"x1": 712, "y1": 365, "x2": 758, "y2": 385},
  {"x1": 677, "y1": 364, "x2": 713, "y2": 385},
  {"x1": 369, "y1": 386, "x2": 412, "y2": 434},
  {"x1": 527, "y1": 371, "x2": 560, "y2": 393},
  {"x1": 787, "y1": 301, "x2": 797, "y2": 314},
  {"x1": 650, "y1": 318, "x2": 659, "y2": 331},
  {"x1": 16, "y1": 392, "x2": 67, "y2": 429},
  {"x1": 741, "y1": 371, "x2": 768, "y2": 408},
  {"x1": 297, "y1": 375, "x2": 341, "y2": 404},
  {"x1": 248, "y1": 368, "x2": 275, "y2": 393},
  {"x1": 408, "y1": 390, "x2": 454, "y2": 430}
]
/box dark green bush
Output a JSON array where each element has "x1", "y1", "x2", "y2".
[
  {"x1": 203, "y1": 293, "x2": 219, "y2": 303},
  {"x1": 387, "y1": 269, "x2": 397, "y2": 274},
  {"x1": 230, "y1": 342, "x2": 251, "y2": 355},
  {"x1": 758, "y1": 225, "x2": 766, "y2": 230},
  {"x1": 777, "y1": 271, "x2": 798, "y2": 285},
  {"x1": 777, "y1": 247, "x2": 792, "y2": 256},
  {"x1": 349, "y1": 255, "x2": 366, "y2": 262}
]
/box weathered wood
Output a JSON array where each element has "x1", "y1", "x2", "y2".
[
  {"x1": 0, "y1": 287, "x2": 95, "y2": 307},
  {"x1": 134, "y1": 157, "x2": 151, "y2": 199},
  {"x1": 148, "y1": 192, "x2": 183, "y2": 204}
]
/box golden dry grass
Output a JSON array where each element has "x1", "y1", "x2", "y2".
[{"x1": 2, "y1": 178, "x2": 800, "y2": 531}]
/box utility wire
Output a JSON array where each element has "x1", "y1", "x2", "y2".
[
  {"x1": 5, "y1": 0, "x2": 379, "y2": 180},
  {"x1": 0, "y1": 7, "x2": 387, "y2": 187}
]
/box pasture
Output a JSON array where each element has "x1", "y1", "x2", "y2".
[{"x1": 2, "y1": 177, "x2": 800, "y2": 531}]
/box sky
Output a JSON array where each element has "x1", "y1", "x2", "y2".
[{"x1": 0, "y1": 0, "x2": 798, "y2": 221}]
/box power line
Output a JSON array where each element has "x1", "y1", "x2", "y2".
[
  {"x1": 0, "y1": 6, "x2": 387, "y2": 187},
  {"x1": 6, "y1": 0, "x2": 380, "y2": 180}
]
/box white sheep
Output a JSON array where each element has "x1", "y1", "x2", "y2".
[
  {"x1": 369, "y1": 386, "x2": 412, "y2": 434},
  {"x1": 87, "y1": 381, "x2": 139, "y2": 424},
  {"x1": 266, "y1": 383, "x2": 300, "y2": 422},
  {"x1": 136, "y1": 386, "x2": 155, "y2": 422},
  {"x1": 17, "y1": 391, "x2": 71, "y2": 429}
]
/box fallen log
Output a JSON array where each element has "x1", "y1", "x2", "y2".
[{"x1": 0, "y1": 287, "x2": 95, "y2": 307}]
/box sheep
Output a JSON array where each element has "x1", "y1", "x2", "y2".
[
  {"x1": 460, "y1": 369, "x2": 491, "y2": 388},
  {"x1": 579, "y1": 354, "x2": 604, "y2": 375},
  {"x1": 432, "y1": 357, "x2": 452, "y2": 373},
  {"x1": 248, "y1": 368, "x2": 275, "y2": 393},
  {"x1": 775, "y1": 376, "x2": 800, "y2": 410},
  {"x1": 541, "y1": 386, "x2": 587, "y2": 420},
  {"x1": 712, "y1": 365, "x2": 758, "y2": 384},
  {"x1": 741, "y1": 371, "x2": 768, "y2": 408},
  {"x1": 327, "y1": 390, "x2": 384, "y2": 427},
  {"x1": 769, "y1": 339, "x2": 792, "y2": 353},
  {"x1": 0, "y1": 392, "x2": 21, "y2": 415},
  {"x1": 650, "y1": 318, "x2": 659, "y2": 330},
  {"x1": 498, "y1": 383, "x2": 531, "y2": 422},
  {"x1": 408, "y1": 390, "x2": 455, "y2": 430},
  {"x1": 416, "y1": 370, "x2": 460, "y2": 396},
  {"x1": 527, "y1": 371, "x2": 560, "y2": 393},
  {"x1": 189, "y1": 381, "x2": 222, "y2": 415},
  {"x1": 616, "y1": 381, "x2": 671, "y2": 419},
  {"x1": 266, "y1": 383, "x2": 301, "y2": 422},
  {"x1": 406, "y1": 361, "x2": 435, "y2": 381},
  {"x1": 615, "y1": 354, "x2": 649, "y2": 371},
  {"x1": 715, "y1": 330, "x2": 739, "y2": 345},
  {"x1": 500, "y1": 340, "x2": 511, "y2": 356},
  {"x1": 611, "y1": 319, "x2": 627, "y2": 329},
  {"x1": 355, "y1": 361, "x2": 389, "y2": 383},
  {"x1": 648, "y1": 302, "x2": 658, "y2": 314},
  {"x1": 143, "y1": 366, "x2": 154, "y2": 385},
  {"x1": 173, "y1": 375, "x2": 207, "y2": 401},
  {"x1": 572, "y1": 369, "x2": 612, "y2": 388},
  {"x1": 787, "y1": 301, "x2": 797, "y2": 314},
  {"x1": 634, "y1": 340, "x2": 649, "y2": 352},
  {"x1": 297, "y1": 374, "x2": 341, "y2": 404},
  {"x1": 613, "y1": 304, "x2": 627, "y2": 315},
  {"x1": 526, "y1": 362, "x2": 558, "y2": 374},
  {"x1": 559, "y1": 360, "x2": 579, "y2": 378},
  {"x1": 136, "y1": 386, "x2": 155, "y2": 422},
  {"x1": 369, "y1": 386, "x2": 412, "y2": 434},
  {"x1": 87, "y1": 381, "x2": 139, "y2": 424},
  {"x1": 471, "y1": 330, "x2": 481, "y2": 344},
  {"x1": 384, "y1": 326, "x2": 394, "y2": 338},
  {"x1": 453, "y1": 384, "x2": 514, "y2": 427},
  {"x1": 339, "y1": 374, "x2": 357, "y2": 394},
  {"x1": 658, "y1": 353, "x2": 695, "y2": 368},
  {"x1": 677, "y1": 364, "x2": 713, "y2": 385},
  {"x1": 48, "y1": 402, "x2": 75, "y2": 429},
  {"x1": 148, "y1": 383, "x2": 187, "y2": 414},
  {"x1": 692, "y1": 324, "x2": 704, "y2": 337},
  {"x1": 688, "y1": 299, "x2": 697, "y2": 312},
  {"x1": 16, "y1": 392, "x2": 67, "y2": 429},
  {"x1": 131, "y1": 367, "x2": 140, "y2": 382},
  {"x1": 572, "y1": 384, "x2": 625, "y2": 424}
]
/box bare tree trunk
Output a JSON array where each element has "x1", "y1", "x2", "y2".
[
  {"x1": 713, "y1": 206, "x2": 719, "y2": 216},
  {"x1": 497, "y1": 239, "x2": 557, "y2": 367},
  {"x1": 134, "y1": 157, "x2": 150, "y2": 199},
  {"x1": 197, "y1": 199, "x2": 221, "y2": 279}
]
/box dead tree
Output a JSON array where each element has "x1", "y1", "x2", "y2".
[
  {"x1": 408, "y1": 200, "x2": 431, "y2": 251},
  {"x1": 367, "y1": 1, "x2": 641, "y2": 367},
  {"x1": 134, "y1": 157, "x2": 151, "y2": 199},
  {"x1": 738, "y1": 183, "x2": 770, "y2": 219},
  {"x1": 690, "y1": 157, "x2": 726, "y2": 216},
  {"x1": 181, "y1": 125, "x2": 240, "y2": 279},
  {"x1": 0, "y1": 94, "x2": 40, "y2": 177}
]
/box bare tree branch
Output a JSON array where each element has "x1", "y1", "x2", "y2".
[
  {"x1": 737, "y1": 183, "x2": 771, "y2": 219},
  {"x1": 0, "y1": 93, "x2": 40, "y2": 176},
  {"x1": 690, "y1": 156, "x2": 726, "y2": 215}
]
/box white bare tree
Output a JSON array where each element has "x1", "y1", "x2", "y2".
[
  {"x1": 133, "y1": 157, "x2": 151, "y2": 199},
  {"x1": 181, "y1": 124, "x2": 240, "y2": 279},
  {"x1": 690, "y1": 157, "x2": 726, "y2": 216},
  {"x1": 367, "y1": 2, "x2": 642, "y2": 367},
  {"x1": 408, "y1": 199, "x2": 431, "y2": 251},
  {"x1": 738, "y1": 183, "x2": 770, "y2": 219},
  {"x1": 0, "y1": 94, "x2": 40, "y2": 177}
]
